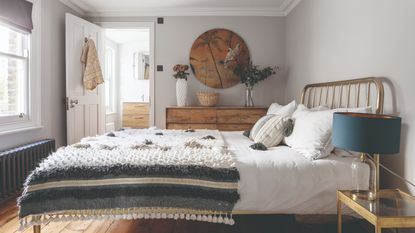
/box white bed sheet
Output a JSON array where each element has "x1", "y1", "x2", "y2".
[{"x1": 221, "y1": 131, "x2": 368, "y2": 215}]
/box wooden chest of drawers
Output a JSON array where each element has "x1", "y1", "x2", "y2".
[
  {"x1": 122, "y1": 102, "x2": 149, "y2": 128},
  {"x1": 166, "y1": 106, "x2": 267, "y2": 131}
]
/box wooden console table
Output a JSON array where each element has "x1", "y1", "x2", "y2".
[{"x1": 166, "y1": 106, "x2": 267, "y2": 131}]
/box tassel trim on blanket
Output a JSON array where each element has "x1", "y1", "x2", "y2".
[{"x1": 19, "y1": 207, "x2": 235, "y2": 231}]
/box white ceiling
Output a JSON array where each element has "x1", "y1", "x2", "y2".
[
  {"x1": 105, "y1": 29, "x2": 149, "y2": 45},
  {"x1": 60, "y1": 0, "x2": 301, "y2": 17}
]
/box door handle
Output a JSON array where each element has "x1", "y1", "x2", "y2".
[{"x1": 70, "y1": 99, "x2": 79, "y2": 108}]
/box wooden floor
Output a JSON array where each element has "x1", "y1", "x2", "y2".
[{"x1": 0, "y1": 198, "x2": 371, "y2": 233}]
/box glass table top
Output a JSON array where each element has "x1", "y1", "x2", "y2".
[{"x1": 341, "y1": 189, "x2": 415, "y2": 217}]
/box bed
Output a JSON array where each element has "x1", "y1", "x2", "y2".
[{"x1": 19, "y1": 77, "x2": 385, "y2": 233}]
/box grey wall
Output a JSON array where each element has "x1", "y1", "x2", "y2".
[
  {"x1": 0, "y1": 0, "x2": 80, "y2": 150},
  {"x1": 156, "y1": 17, "x2": 286, "y2": 128},
  {"x1": 285, "y1": 0, "x2": 415, "y2": 192},
  {"x1": 92, "y1": 16, "x2": 286, "y2": 128}
]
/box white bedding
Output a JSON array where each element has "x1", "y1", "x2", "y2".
[{"x1": 222, "y1": 131, "x2": 368, "y2": 215}]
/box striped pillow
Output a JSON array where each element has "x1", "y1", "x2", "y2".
[{"x1": 250, "y1": 115, "x2": 290, "y2": 148}]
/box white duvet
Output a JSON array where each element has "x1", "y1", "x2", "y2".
[{"x1": 222, "y1": 131, "x2": 368, "y2": 215}]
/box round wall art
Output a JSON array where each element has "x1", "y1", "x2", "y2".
[{"x1": 189, "y1": 28, "x2": 250, "y2": 89}]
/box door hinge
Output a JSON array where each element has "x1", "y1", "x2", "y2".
[{"x1": 65, "y1": 97, "x2": 69, "y2": 111}]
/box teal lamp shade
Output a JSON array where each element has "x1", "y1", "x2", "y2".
[{"x1": 333, "y1": 113, "x2": 401, "y2": 154}]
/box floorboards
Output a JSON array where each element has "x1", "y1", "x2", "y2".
[{"x1": 0, "y1": 198, "x2": 371, "y2": 233}]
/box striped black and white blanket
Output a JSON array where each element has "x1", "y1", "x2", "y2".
[{"x1": 18, "y1": 129, "x2": 240, "y2": 230}]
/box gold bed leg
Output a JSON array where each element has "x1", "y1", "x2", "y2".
[
  {"x1": 33, "y1": 225, "x2": 41, "y2": 233},
  {"x1": 337, "y1": 196, "x2": 342, "y2": 233}
]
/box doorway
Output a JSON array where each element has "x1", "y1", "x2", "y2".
[{"x1": 100, "y1": 23, "x2": 155, "y2": 131}]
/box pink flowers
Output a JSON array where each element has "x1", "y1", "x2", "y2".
[
  {"x1": 173, "y1": 64, "x2": 189, "y2": 72},
  {"x1": 173, "y1": 64, "x2": 190, "y2": 80}
]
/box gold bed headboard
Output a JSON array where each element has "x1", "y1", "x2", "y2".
[{"x1": 300, "y1": 77, "x2": 384, "y2": 114}]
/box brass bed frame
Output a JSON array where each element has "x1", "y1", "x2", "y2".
[
  {"x1": 31, "y1": 77, "x2": 385, "y2": 233},
  {"x1": 300, "y1": 77, "x2": 384, "y2": 114}
]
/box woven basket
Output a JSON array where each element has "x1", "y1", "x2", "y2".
[{"x1": 197, "y1": 91, "x2": 220, "y2": 107}]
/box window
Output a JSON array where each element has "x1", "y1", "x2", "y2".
[
  {"x1": 0, "y1": 0, "x2": 41, "y2": 134},
  {"x1": 105, "y1": 47, "x2": 115, "y2": 113},
  {"x1": 0, "y1": 23, "x2": 30, "y2": 124}
]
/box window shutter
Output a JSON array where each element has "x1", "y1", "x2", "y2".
[{"x1": 0, "y1": 0, "x2": 33, "y2": 33}]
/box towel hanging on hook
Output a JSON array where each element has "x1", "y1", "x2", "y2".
[{"x1": 81, "y1": 37, "x2": 104, "y2": 90}]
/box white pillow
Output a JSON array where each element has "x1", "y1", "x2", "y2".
[
  {"x1": 284, "y1": 104, "x2": 335, "y2": 160},
  {"x1": 334, "y1": 106, "x2": 373, "y2": 114},
  {"x1": 267, "y1": 100, "x2": 297, "y2": 117},
  {"x1": 250, "y1": 115, "x2": 291, "y2": 147},
  {"x1": 333, "y1": 148, "x2": 360, "y2": 157},
  {"x1": 312, "y1": 105, "x2": 330, "y2": 111},
  {"x1": 284, "y1": 105, "x2": 373, "y2": 160}
]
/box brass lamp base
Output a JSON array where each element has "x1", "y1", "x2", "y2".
[{"x1": 351, "y1": 190, "x2": 377, "y2": 201}]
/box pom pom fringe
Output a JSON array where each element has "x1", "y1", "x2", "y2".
[{"x1": 18, "y1": 208, "x2": 235, "y2": 231}]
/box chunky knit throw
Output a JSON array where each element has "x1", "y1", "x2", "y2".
[{"x1": 18, "y1": 129, "x2": 240, "y2": 230}]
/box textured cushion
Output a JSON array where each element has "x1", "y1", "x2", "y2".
[
  {"x1": 250, "y1": 115, "x2": 290, "y2": 148},
  {"x1": 267, "y1": 100, "x2": 297, "y2": 117},
  {"x1": 250, "y1": 115, "x2": 275, "y2": 140}
]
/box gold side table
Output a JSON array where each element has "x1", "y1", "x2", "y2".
[{"x1": 337, "y1": 189, "x2": 415, "y2": 233}]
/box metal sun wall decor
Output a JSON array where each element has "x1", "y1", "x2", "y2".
[{"x1": 190, "y1": 28, "x2": 250, "y2": 89}]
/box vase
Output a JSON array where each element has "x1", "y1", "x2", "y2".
[
  {"x1": 176, "y1": 79, "x2": 188, "y2": 107},
  {"x1": 245, "y1": 85, "x2": 254, "y2": 107}
]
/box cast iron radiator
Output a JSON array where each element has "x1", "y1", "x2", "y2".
[{"x1": 0, "y1": 139, "x2": 55, "y2": 203}]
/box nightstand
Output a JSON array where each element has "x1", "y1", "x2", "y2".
[{"x1": 337, "y1": 189, "x2": 415, "y2": 233}]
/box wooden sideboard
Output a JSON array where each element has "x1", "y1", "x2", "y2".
[
  {"x1": 122, "y1": 102, "x2": 149, "y2": 128},
  {"x1": 166, "y1": 106, "x2": 267, "y2": 131}
]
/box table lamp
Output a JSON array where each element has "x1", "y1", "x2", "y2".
[{"x1": 333, "y1": 112, "x2": 401, "y2": 201}]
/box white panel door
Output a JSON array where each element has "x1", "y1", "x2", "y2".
[{"x1": 65, "y1": 13, "x2": 105, "y2": 145}]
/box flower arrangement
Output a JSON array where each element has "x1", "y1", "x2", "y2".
[
  {"x1": 235, "y1": 63, "x2": 277, "y2": 87},
  {"x1": 173, "y1": 64, "x2": 190, "y2": 80}
]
